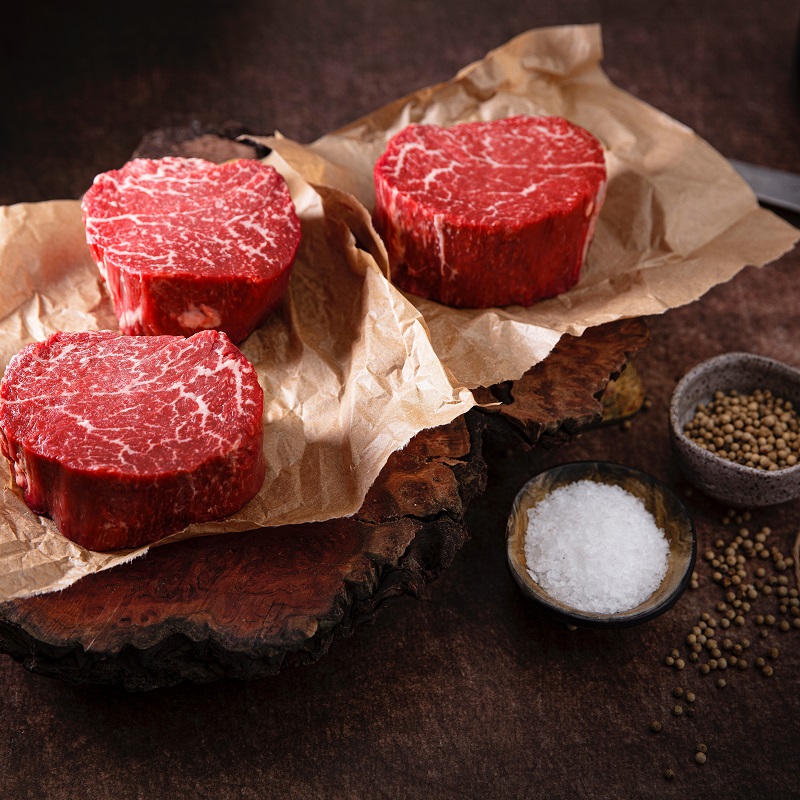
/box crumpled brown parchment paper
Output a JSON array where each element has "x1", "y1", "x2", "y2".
[
  {"x1": 258, "y1": 24, "x2": 799, "y2": 389},
  {"x1": 1, "y1": 23, "x2": 797, "y2": 602},
  {"x1": 0, "y1": 154, "x2": 474, "y2": 601}
]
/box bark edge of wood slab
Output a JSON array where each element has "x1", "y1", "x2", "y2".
[
  {"x1": 473, "y1": 318, "x2": 651, "y2": 450},
  {"x1": 0, "y1": 415, "x2": 486, "y2": 690}
]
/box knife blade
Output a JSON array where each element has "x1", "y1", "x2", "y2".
[{"x1": 729, "y1": 159, "x2": 800, "y2": 215}]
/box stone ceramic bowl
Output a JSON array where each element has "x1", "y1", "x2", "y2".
[
  {"x1": 506, "y1": 461, "x2": 696, "y2": 630},
  {"x1": 669, "y1": 352, "x2": 800, "y2": 507}
]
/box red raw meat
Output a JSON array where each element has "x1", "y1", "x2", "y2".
[
  {"x1": 82, "y1": 157, "x2": 301, "y2": 343},
  {"x1": 373, "y1": 115, "x2": 607, "y2": 308},
  {"x1": 0, "y1": 330, "x2": 265, "y2": 551}
]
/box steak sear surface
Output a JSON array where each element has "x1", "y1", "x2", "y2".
[
  {"x1": 373, "y1": 115, "x2": 607, "y2": 308},
  {"x1": 0, "y1": 330, "x2": 265, "y2": 551},
  {"x1": 82, "y1": 157, "x2": 301, "y2": 343}
]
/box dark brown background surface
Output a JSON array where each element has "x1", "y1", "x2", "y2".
[{"x1": 2, "y1": 2, "x2": 800, "y2": 798}]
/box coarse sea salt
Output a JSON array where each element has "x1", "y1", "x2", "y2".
[{"x1": 524, "y1": 479, "x2": 669, "y2": 614}]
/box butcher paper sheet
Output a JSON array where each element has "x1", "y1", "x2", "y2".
[
  {"x1": 0, "y1": 23, "x2": 797, "y2": 601},
  {"x1": 0, "y1": 156, "x2": 473, "y2": 601},
  {"x1": 260, "y1": 23, "x2": 799, "y2": 389}
]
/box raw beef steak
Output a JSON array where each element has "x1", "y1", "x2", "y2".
[
  {"x1": 373, "y1": 115, "x2": 607, "y2": 308},
  {"x1": 82, "y1": 157, "x2": 301, "y2": 343},
  {"x1": 0, "y1": 330, "x2": 265, "y2": 551}
]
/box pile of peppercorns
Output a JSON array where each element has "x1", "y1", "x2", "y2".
[
  {"x1": 649, "y1": 508, "x2": 798, "y2": 779},
  {"x1": 683, "y1": 389, "x2": 800, "y2": 470}
]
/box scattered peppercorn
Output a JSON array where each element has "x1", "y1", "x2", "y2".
[
  {"x1": 651, "y1": 507, "x2": 799, "y2": 782},
  {"x1": 650, "y1": 720, "x2": 663, "y2": 733}
]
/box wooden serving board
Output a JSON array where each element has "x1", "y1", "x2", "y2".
[
  {"x1": 0, "y1": 416, "x2": 485, "y2": 689},
  {"x1": 0, "y1": 126, "x2": 650, "y2": 689}
]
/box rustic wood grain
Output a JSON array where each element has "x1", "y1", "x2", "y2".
[
  {"x1": 474, "y1": 318, "x2": 651, "y2": 450},
  {"x1": 0, "y1": 415, "x2": 484, "y2": 690}
]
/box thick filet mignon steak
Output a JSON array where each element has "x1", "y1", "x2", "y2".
[
  {"x1": 373, "y1": 115, "x2": 607, "y2": 308},
  {"x1": 0, "y1": 330, "x2": 265, "y2": 551},
  {"x1": 82, "y1": 157, "x2": 301, "y2": 344}
]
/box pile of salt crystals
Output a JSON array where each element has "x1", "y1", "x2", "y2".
[{"x1": 524, "y1": 480, "x2": 669, "y2": 614}]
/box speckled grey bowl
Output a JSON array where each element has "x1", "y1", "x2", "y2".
[{"x1": 669, "y1": 352, "x2": 800, "y2": 507}]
